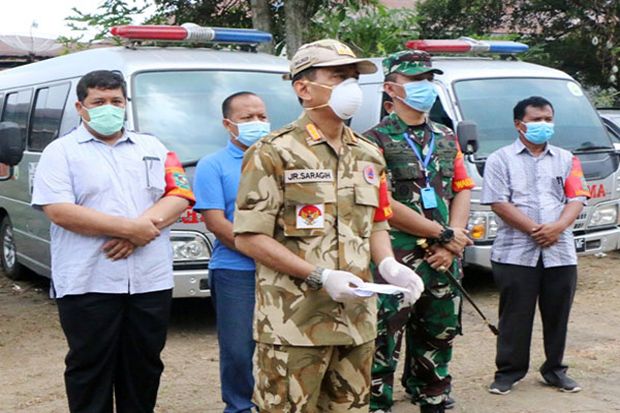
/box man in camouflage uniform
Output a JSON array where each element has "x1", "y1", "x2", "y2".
[
  {"x1": 365, "y1": 51, "x2": 475, "y2": 413},
  {"x1": 233, "y1": 40, "x2": 425, "y2": 413}
]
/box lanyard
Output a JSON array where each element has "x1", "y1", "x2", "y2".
[{"x1": 403, "y1": 131, "x2": 435, "y2": 183}]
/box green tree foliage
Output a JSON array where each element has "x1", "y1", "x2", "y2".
[
  {"x1": 149, "y1": 0, "x2": 252, "y2": 27},
  {"x1": 509, "y1": 0, "x2": 619, "y2": 99},
  {"x1": 415, "y1": 0, "x2": 505, "y2": 38},
  {"x1": 310, "y1": 1, "x2": 418, "y2": 57},
  {"x1": 140, "y1": 1, "x2": 286, "y2": 52},
  {"x1": 59, "y1": 0, "x2": 149, "y2": 47}
]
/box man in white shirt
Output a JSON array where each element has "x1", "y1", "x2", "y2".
[{"x1": 32, "y1": 70, "x2": 195, "y2": 413}]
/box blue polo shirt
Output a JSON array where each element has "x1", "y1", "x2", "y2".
[{"x1": 193, "y1": 140, "x2": 255, "y2": 271}]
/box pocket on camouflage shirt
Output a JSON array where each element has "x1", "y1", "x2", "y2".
[{"x1": 352, "y1": 184, "x2": 379, "y2": 238}]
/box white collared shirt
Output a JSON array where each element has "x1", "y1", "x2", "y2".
[
  {"x1": 481, "y1": 139, "x2": 588, "y2": 268},
  {"x1": 32, "y1": 124, "x2": 174, "y2": 297}
]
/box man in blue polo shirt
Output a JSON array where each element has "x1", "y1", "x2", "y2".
[{"x1": 193, "y1": 91, "x2": 270, "y2": 413}]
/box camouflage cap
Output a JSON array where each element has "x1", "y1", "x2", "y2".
[
  {"x1": 287, "y1": 39, "x2": 377, "y2": 80},
  {"x1": 383, "y1": 50, "x2": 443, "y2": 77}
]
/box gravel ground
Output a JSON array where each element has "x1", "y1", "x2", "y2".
[{"x1": 1, "y1": 252, "x2": 620, "y2": 412}]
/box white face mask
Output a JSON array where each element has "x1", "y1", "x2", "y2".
[{"x1": 306, "y1": 78, "x2": 363, "y2": 120}]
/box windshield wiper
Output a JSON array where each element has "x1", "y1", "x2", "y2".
[
  {"x1": 182, "y1": 160, "x2": 198, "y2": 168},
  {"x1": 572, "y1": 146, "x2": 614, "y2": 153}
]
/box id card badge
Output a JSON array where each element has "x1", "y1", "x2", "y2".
[{"x1": 421, "y1": 186, "x2": 438, "y2": 209}]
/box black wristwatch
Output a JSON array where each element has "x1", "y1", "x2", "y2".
[
  {"x1": 305, "y1": 266, "x2": 325, "y2": 290},
  {"x1": 437, "y1": 227, "x2": 455, "y2": 244}
]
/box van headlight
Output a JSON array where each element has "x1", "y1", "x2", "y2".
[
  {"x1": 589, "y1": 204, "x2": 618, "y2": 228},
  {"x1": 468, "y1": 211, "x2": 498, "y2": 241},
  {"x1": 171, "y1": 232, "x2": 211, "y2": 262}
]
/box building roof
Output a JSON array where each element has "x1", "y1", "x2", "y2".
[
  {"x1": 0, "y1": 35, "x2": 64, "y2": 58},
  {"x1": 0, "y1": 35, "x2": 66, "y2": 69}
]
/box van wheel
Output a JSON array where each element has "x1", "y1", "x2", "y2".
[{"x1": 1, "y1": 217, "x2": 25, "y2": 280}]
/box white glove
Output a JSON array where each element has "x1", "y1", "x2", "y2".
[
  {"x1": 378, "y1": 257, "x2": 425, "y2": 306},
  {"x1": 322, "y1": 269, "x2": 365, "y2": 303}
]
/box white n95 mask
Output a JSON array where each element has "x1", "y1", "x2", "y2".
[{"x1": 307, "y1": 78, "x2": 364, "y2": 120}]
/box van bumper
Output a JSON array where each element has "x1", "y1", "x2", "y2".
[
  {"x1": 574, "y1": 226, "x2": 620, "y2": 255},
  {"x1": 172, "y1": 268, "x2": 210, "y2": 298},
  {"x1": 463, "y1": 226, "x2": 620, "y2": 271},
  {"x1": 463, "y1": 244, "x2": 493, "y2": 270}
]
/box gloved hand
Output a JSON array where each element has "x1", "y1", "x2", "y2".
[
  {"x1": 322, "y1": 269, "x2": 365, "y2": 303},
  {"x1": 378, "y1": 257, "x2": 425, "y2": 306}
]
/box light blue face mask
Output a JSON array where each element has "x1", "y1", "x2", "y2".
[
  {"x1": 85, "y1": 104, "x2": 125, "y2": 136},
  {"x1": 234, "y1": 120, "x2": 271, "y2": 147},
  {"x1": 523, "y1": 121, "x2": 554, "y2": 144},
  {"x1": 401, "y1": 80, "x2": 438, "y2": 113}
]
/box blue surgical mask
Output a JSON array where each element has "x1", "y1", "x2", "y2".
[
  {"x1": 523, "y1": 121, "x2": 554, "y2": 144},
  {"x1": 400, "y1": 80, "x2": 438, "y2": 113},
  {"x1": 233, "y1": 120, "x2": 271, "y2": 147}
]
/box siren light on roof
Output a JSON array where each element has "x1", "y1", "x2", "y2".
[
  {"x1": 406, "y1": 37, "x2": 528, "y2": 54},
  {"x1": 110, "y1": 23, "x2": 272, "y2": 44}
]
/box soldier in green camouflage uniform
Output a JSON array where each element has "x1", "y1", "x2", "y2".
[
  {"x1": 233, "y1": 40, "x2": 424, "y2": 413},
  {"x1": 365, "y1": 50, "x2": 475, "y2": 413}
]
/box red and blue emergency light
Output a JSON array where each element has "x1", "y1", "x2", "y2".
[
  {"x1": 406, "y1": 37, "x2": 528, "y2": 54},
  {"x1": 110, "y1": 23, "x2": 272, "y2": 44}
]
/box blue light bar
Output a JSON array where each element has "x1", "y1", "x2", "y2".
[
  {"x1": 408, "y1": 37, "x2": 529, "y2": 54},
  {"x1": 209, "y1": 28, "x2": 273, "y2": 44},
  {"x1": 485, "y1": 40, "x2": 529, "y2": 54}
]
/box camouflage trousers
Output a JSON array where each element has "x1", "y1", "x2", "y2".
[
  {"x1": 254, "y1": 340, "x2": 374, "y2": 413},
  {"x1": 370, "y1": 260, "x2": 462, "y2": 410}
]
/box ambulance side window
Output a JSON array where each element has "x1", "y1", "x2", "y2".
[
  {"x1": 2, "y1": 89, "x2": 32, "y2": 146},
  {"x1": 29, "y1": 83, "x2": 71, "y2": 152}
]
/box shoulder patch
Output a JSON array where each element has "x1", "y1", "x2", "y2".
[
  {"x1": 428, "y1": 120, "x2": 455, "y2": 137},
  {"x1": 356, "y1": 133, "x2": 382, "y2": 149},
  {"x1": 356, "y1": 133, "x2": 384, "y2": 157},
  {"x1": 263, "y1": 124, "x2": 296, "y2": 142}
]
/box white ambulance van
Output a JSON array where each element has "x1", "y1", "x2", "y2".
[
  {"x1": 351, "y1": 38, "x2": 620, "y2": 270},
  {"x1": 0, "y1": 25, "x2": 299, "y2": 297}
]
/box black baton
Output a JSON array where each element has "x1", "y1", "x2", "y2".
[{"x1": 417, "y1": 238, "x2": 499, "y2": 336}]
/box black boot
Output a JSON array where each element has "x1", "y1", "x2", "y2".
[{"x1": 420, "y1": 403, "x2": 445, "y2": 413}]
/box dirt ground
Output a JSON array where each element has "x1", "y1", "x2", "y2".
[{"x1": 1, "y1": 253, "x2": 620, "y2": 413}]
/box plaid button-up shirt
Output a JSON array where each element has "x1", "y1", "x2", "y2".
[{"x1": 481, "y1": 139, "x2": 589, "y2": 268}]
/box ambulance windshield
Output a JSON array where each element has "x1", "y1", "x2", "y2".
[
  {"x1": 454, "y1": 78, "x2": 613, "y2": 157},
  {"x1": 133, "y1": 70, "x2": 299, "y2": 162}
]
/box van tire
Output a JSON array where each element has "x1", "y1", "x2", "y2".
[{"x1": 0, "y1": 217, "x2": 26, "y2": 280}]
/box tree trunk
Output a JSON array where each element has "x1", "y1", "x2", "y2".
[
  {"x1": 284, "y1": 0, "x2": 314, "y2": 58},
  {"x1": 250, "y1": 0, "x2": 274, "y2": 54}
]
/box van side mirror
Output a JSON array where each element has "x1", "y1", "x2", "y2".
[
  {"x1": 0, "y1": 121, "x2": 25, "y2": 166},
  {"x1": 457, "y1": 120, "x2": 479, "y2": 155},
  {"x1": 0, "y1": 122, "x2": 24, "y2": 181}
]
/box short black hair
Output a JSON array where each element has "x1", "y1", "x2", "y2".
[
  {"x1": 385, "y1": 72, "x2": 399, "y2": 83},
  {"x1": 292, "y1": 68, "x2": 318, "y2": 105},
  {"x1": 513, "y1": 96, "x2": 554, "y2": 121},
  {"x1": 222, "y1": 91, "x2": 257, "y2": 118},
  {"x1": 77, "y1": 70, "x2": 126, "y2": 102}
]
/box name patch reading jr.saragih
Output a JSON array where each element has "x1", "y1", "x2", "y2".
[{"x1": 284, "y1": 169, "x2": 335, "y2": 184}]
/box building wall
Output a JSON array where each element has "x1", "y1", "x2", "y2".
[{"x1": 380, "y1": 0, "x2": 418, "y2": 9}]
